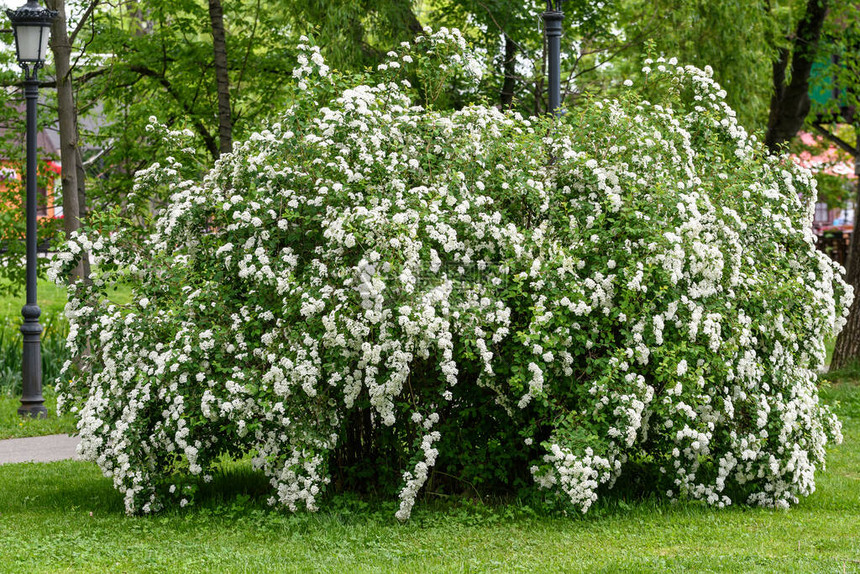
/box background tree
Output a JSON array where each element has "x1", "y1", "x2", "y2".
[
  {"x1": 0, "y1": 26, "x2": 62, "y2": 291},
  {"x1": 207, "y1": 0, "x2": 232, "y2": 155},
  {"x1": 289, "y1": 0, "x2": 424, "y2": 69},
  {"x1": 75, "y1": 0, "x2": 294, "y2": 213},
  {"x1": 429, "y1": 0, "x2": 806, "y2": 128},
  {"x1": 45, "y1": 0, "x2": 97, "y2": 281},
  {"x1": 815, "y1": 0, "x2": 859, "y2": 369},
  {"x1": 765, "y1": 0, "x2": 830, "y2": 152}
]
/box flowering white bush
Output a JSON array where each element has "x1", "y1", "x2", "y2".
[{"x1": 51, "y1": 32, "x2": 850, "y2": 518}]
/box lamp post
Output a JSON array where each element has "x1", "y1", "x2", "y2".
[
  {"x1": 542, "y1": 0, "x2": 564, "y2": 116},
  {"x1": 6, "y1": 0, "x2": 57, "y2": 418}
]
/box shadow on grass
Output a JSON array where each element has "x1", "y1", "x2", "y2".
[
  {"x1": 0, "y1": 460, "x2": 124, "y2": 514},
  {"x1": 1, "y1": 377, "x2": 856, "y2": 534}
]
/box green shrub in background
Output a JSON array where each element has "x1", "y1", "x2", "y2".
[
  {"x1": 51, "y1": 32, "x2": 850, "y2": 518},
  {"x1": 0, "y1": 316, "x2": 69, "y2": 396}
]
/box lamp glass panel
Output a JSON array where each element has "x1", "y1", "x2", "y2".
[
  {"x1": 15, "y1": 24, "x2": 49, "y2": 62},
  {"x1": 39, "y1": 26, "x2": 50, "y2": 60}
]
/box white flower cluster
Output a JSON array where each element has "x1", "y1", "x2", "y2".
[
  {"x1": 292, "y1": 36, "x2": 330, "y2": 91},
  {"x1": 395, "y1": 429, "x2": 441, "y2": 521},
  {"x1": 53, "y1": 41, "x2": 849, "y2": 518},
  {"x1": 416, "y1": 26, "x2": 483, "y2": 80},
  {"x1": 532, "y1": 445, "x2": 619, "y2": 513}
]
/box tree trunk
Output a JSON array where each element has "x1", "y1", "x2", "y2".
[
  {"x1": 765, "y1": 0, "x2": 829, "y2": 152},
  {"x1": 500, "y1": 34, "x2": 516, "y2": 110},
  {"x1": 766, "y1": 47, "x2": 790, "y2": 140},
  {"x1": 402, "y1": 1, "x2": 423, "y2": 36},
  {"x1": 208, "y1": 0, "x2": 232, "y2": 156},
  {"x1": 830, "y1": 131, "x2": 860, "y2": 370},
  {"x1": 46, "y1": 0, "x2": 88, "y2": 282}
]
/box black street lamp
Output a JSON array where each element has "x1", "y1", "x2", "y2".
[
  {"x1": 542, "y1": 0, "x2": 564, "y2": 116},
  {"x1": 6, "y1": 0, "x2": 57, "y2": 418}
]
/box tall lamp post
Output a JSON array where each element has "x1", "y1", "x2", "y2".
[
  {"x1": 542, "y1": 0, "x2": 564, "y2": 116},
  {"x1": 6, "y1": 0, "x2": 57, "y2": 418}
]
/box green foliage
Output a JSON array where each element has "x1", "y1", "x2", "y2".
[
  {"x1": 429, "y1": 0, "x2": 799, "y2": 128},
  {"x1": 610, "y1": 0, "x2": 784, "y2": 130},
  {"x1": 77, "y1": 0, "x2": 296, "y2": 213},
  {"x1": 811, "y1": 0, "x2": 860, "y2": 124},
  {"x1": 815, "y1": 171, "x2": 854, "y2": 208},
  {"x1": 290, "y1": 0, "x2": 423, "y2": 69},
  {"x1": 0, "y1": 315, "x2": 70, "y2": 396},
  {"x1": 0, "y1": 115, "x2": 64, "y2": 293}
]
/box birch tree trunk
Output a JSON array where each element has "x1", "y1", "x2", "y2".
[{"x1": 500, "y1": 34, "x2": 516, "y2": 110}]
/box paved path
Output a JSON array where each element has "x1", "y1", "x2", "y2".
[{"x1": 0, "y1": 434, "x2": 80, "y2": 465}]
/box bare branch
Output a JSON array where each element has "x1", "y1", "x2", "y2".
[
  {"x1": 474, "y1": 0, "x2": 530, "y2": 55},
  {"x1": 812, "y1": 122, "x2": 858, "y2": 157},
  {"x1": 561, "y1": 27, "x2": 653, "y2": 102},
  {"x1": 82, "y1": 141, "x2": 112, "y2": 166},
  {"x1": 70, "y1": 0, "x2": 100, "y2": 45},
  {"x1": 234, "y1": 0, "x2": 262, "y2": 103},
  {"x1": 0, "y1": 67, "x2": 108, "y2": 90},
  {"x1": 128, "y1": 64, "x2": 219, "y2": 158}
]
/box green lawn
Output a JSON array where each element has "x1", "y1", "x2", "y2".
[
  {"x1": 0, "y1": 277, "x2": 71, "y2": 319},
  {"x1": 0, "y1": 379, "x2": 857, "y2": 573},
  {"x1": 0, "y1": 391, "x2": 76, "y2": 439},
  {"x1": 0, "y1": 276, "x2": 134, "y2": 319},
  {"x1": 0, "y1": 274, "x2": 133, "y2": 396}
]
